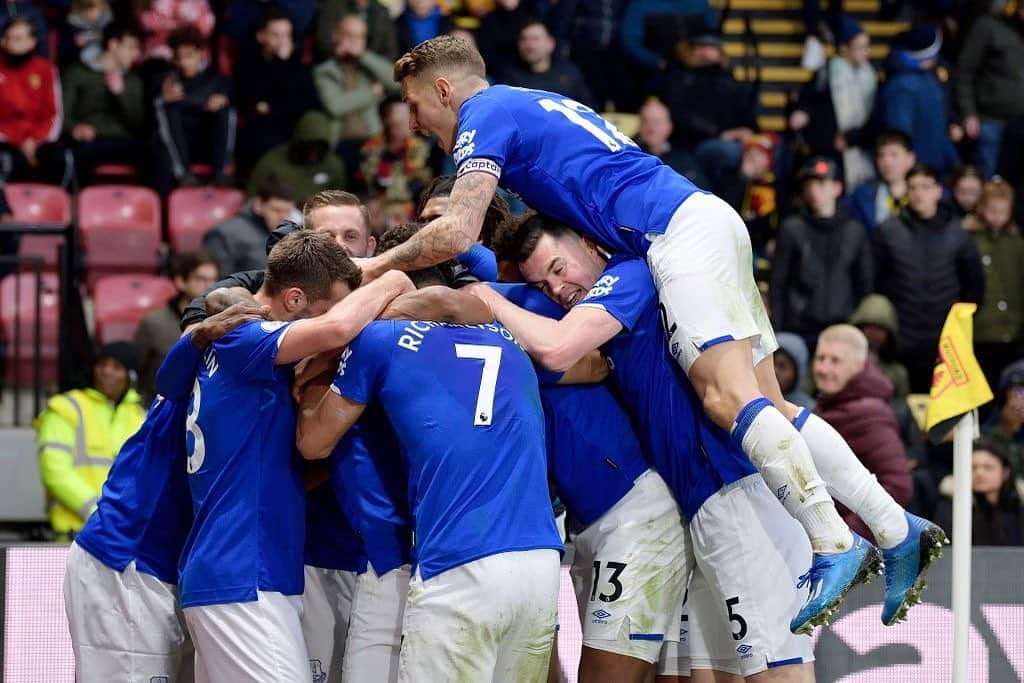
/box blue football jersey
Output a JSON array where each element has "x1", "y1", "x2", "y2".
[
  {"x1": 304, "y1": 477, "x2": 365, "y2": 574},
  {"x1": 178, "y1": 320, "x2": 305, "y2": 607},
  {"x1": 489, "y1": 283, "x2": 648, "y2": 526},
  {"x1": 329, "y1": 404, "x2": 413, "y2": 576},
  {"x1": 576, "y1": 257, "x2": 757, "y2": 519},
  {"x1": 331, "y1": 319, "x2": 562, "y2": 580},
  {"x1": 453, "y1": 85, "x2": 705, "y2": 256},
  {"x1": 76, "y1": 395, "x2": 193, "y2": 585}
]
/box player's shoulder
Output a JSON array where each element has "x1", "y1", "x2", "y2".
[{"x1": 587, "y1": 256, "x2": 652, "y2": 298}]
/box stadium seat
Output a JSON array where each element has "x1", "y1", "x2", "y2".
[
  {"x1": 0, "y1": 272, "x2": 60, "y2": 384},
  {"x1": 91, "y1": 163, "x2": 142, "y2": 183},
  {"x1": 168, "y1": 186, "x2": 245, "y2": 253},
  {"x1": 77, "y1": 186, "x2": 162, "y2": 288},
  {"x1": 5, "y1": 183, "x2": 72, "y2": 272},
  {"x1": 92, "y1": 274, "x2": 177, "y2": 344}
]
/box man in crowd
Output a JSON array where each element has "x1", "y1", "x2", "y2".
[
  {"x1": 496, "y1": 19, "x2": 596, "y2": 110},
  {"x1": 203, "y1": 176, "x2": 297, "y2": 275}
]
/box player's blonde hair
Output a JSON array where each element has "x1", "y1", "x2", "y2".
[
  {"x1": 393, "y1": 35, "x2": 486, "y2": 84},
  {"x1": 818, "y1": 324, "x2": 869, "y2": 364}
]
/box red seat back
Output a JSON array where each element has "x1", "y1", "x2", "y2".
[
  {"x1": 0, "y1": 272, "x2": 60, "y2": 383},
  {"x1": 93, "y1": 274, "x2": 177, "y2": 344},
  {"x1": 6, "y1": 183, "x2": 72, "y2": 271},
  {"x1": 77, "y1": 185, "x2": 162, "y2": 286},
  {"x1": 168, "y1": 187, "x2": 245, "y2": 253}
]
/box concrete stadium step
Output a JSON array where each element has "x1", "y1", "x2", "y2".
[
  {"x1": 724, "y1": 41, "x2": 891, "y2": 60},
  {"x1": 723, "y1": 18, "x2": 908, "y2": 37},
  {"x1": 714, "y1": 0, "x2": 880, "y2": 11}
]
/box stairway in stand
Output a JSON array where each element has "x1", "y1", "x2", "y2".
[{"x1": 708, "y1": 0, "x2": 908, "y2": 132}]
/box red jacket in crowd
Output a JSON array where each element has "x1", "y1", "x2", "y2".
[
  {"x1": 814, "y1": 361, "x2": 914, "y2": 541},
  {"x1": 0, "y1": 53, "x2": 62, "y2": 147}
]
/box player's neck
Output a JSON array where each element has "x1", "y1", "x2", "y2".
[
  {"x1": 252, "y1": 288, "x2": 284, "y2": 320},
  {"x1": 452, "y1": 77, "x2": 489, "y2": 111}
]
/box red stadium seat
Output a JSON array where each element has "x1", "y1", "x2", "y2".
[
  {"x1": 93, "y1": 274, "x2": 177, "y2": 344},
  {"x1": 5, "y1": 183, "x2": 72, "y2": 272},
  {"x1": 0, "y1": 272, "x2": 60, "y2": 384},
  {"x1": 91, "y1": 164, "x2": 142, "y2": 183},
  {"x1": 168, "y1": 186, "x2": 245, "y2": 253},
  {"x1": 77, "y1": 186, "x2": 162, "y2": 288}
]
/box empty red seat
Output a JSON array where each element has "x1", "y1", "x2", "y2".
[
  {"x1": 0, "y1": 272, "x2": 60, "y2": 384},
  {"x1": 77, "y1": 185, "x2": 162, "y2": 288},
  {"x1": 6, "y1": 183, "x2": 72, "y2": 272},
  {"x1": 168, "y1": 186, "x2": 245, "y2": 253},
  {"x1": 93, "y1": 274, "x2": 177, "y2": 344}
]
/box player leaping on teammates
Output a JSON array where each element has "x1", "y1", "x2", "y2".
[{"x1": 354, "y1": 35, "x2": 947, "y2": 632}]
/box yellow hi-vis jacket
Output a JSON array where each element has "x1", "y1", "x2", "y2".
[{"x1": 34, "y1": 387, "x2": 145, "y2": 535}]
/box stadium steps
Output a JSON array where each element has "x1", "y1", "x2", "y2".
[{"x1": 709, "y1": 0, "x2": 908, "y2": 132}]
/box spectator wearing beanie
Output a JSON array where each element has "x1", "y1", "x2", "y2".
[
  {"x1": 871, "y1": 163, "x2": 984, "y2": 392},
  {"x1": 774, "y1": 332, "x2": 814, "y2": 411},
  {"x1": 849, "y1": 294, "x2": 911, "y2": 400},
  {"x1": 955, "y1": 3, "x2": 1024, "y2": 178},
  {"x1": 247, "y1": 110, "x2": 347, "y2": 205},
  {"x1": 877, "y1": 25, "x2": 960, "y2": 175},
  {"x1": 812, "y1": 324, "x2": 914, "y2": 543},
  {"x1": 790, "y1": 16, "x2": 877, "y2": 188}
]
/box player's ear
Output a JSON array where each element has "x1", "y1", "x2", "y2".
[
  {"x1": 283, "y1": 287, "x2": 306, "y2": 313},
  {"x1": 434, "y1": 76, "x2": 452, "y2": 105}
]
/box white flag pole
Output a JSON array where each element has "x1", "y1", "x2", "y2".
[{"x1": 951, "y1": 410, "x2": 976, "y2": 683}]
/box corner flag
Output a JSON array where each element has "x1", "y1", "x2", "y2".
[{"x1": 924, "y1": 303, "x2": 993, "y2": 444}]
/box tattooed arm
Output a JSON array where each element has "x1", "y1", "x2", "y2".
[{"x1": 359, "y1": 171, "x2": 498, "y2": 282}]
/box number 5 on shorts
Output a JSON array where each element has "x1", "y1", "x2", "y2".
[{"x1": 726, "y1": 596, "x2": 748, "y2": 640}]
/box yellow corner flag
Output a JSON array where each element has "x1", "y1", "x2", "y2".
[{"x1": 925, "y1": 303, "x2": 994, "y2": 443}]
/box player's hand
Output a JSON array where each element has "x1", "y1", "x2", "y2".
[
  {"x1": 292, "y1": 350, "x2": 341, "y2": 403},
  {"x1": 190, "y1": 303, "x2": 270, "y2": 351},
  {"x1": 352, "y1": 256, "x2": 381, "y2": 283},
  {"x1": 461, "y1": 282, "x2": 498, "y2": 316}
]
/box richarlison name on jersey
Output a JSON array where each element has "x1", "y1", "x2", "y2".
[{"x1": 397, "y1": 320, "x2": 518, "y2": 353}]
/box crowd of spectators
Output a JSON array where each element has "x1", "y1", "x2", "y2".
[{"x1": 1, "y1": 0, "x2": 1022, "y2": 543}]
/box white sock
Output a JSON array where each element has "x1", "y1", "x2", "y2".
[
  {"x1": 733, "y1": 399, "x2": 854, "y2": 554},
  {"x1": 796, "y1": 411, "x2": 910, "y2": 549}
]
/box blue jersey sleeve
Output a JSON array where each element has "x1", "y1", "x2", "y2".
[
  {"x1": 331, "y1": 322, "x2": 395, "y2": 405},
  {"x1": 453, "y1": 93, "x2": 518, "y2": 180},
  {"x1": 576, "y1": 257, "x2": 652, "y2": 332},
  {"x1": 487, "y1": 283, "x2": 565, "y2": 385},
  {"x1": 155, "y1": 334, "x2": 202, "y2": 400},
  {"x1": 214, "y1": 320, "x2": 295, "y2": 383},
  {"x1": 457, "y1": 244, "x2": 498, "y2": 282}
]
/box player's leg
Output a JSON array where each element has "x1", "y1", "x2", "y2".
[
  {"x1": 492, "y1": 549, "x2": 562, "y2": 682},
  {"x1": 64, "y1": 543, "x2": 189, "y2": 682},
  {"x1": 343, "y1": 564, "x2": 410, "y2": 683},
  {"x1": 689, "y1": 475, "x2": 818, "y2": 682},
  {"x1": 302, "y1": 565, "x2": 357, "y2": 682},
  {"x1": 184, "y1": 591, "x2": 310, "y2": 683},
  {"x1": 571, "y1": 470, "x2": 691, "y2": 683}
]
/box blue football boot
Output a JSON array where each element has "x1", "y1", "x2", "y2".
[
  {"x1": 881, "y1": 512, "x2": 948, "y2": 625},
  {"x1": 790, "y1": 531, "x2": 883, "y2": 635}
]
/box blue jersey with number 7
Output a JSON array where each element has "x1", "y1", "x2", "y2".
[
  {"x1": 330, "y1": 319, "x2": 563, "y2": 580},
  {"x1": 453, "y1": 85, "x2": 706, "y2": 256}
]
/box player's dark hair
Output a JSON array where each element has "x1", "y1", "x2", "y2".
[
  {"x1": 377, "y1": 223, "x2": 449, "y2": 287},
  {"x1": 256, "y1": 7, "x2": 291, "y2": 33},
  {"x1": 906, "y1": 163, "x2": 940, "y2": 185},
  {"x1": 168, "y1": 24, "x2": 206, "y2": 52},
  {"x1": 415, "y1": 175, "x2": 511, "y2": 247},
  {"x1": 875, "y1": 129, "x2": 913, "y2": 154},
  {"x1": 302, "y1": 190, "x2": 372, "y2": 238},
  {"x1": 496, "y1": 211, "x2": 576, "y2": 264},
  {"x1": 393, "y1": 34, "x2": 486, "y2": 83},
  {"x1": 265, "y1": 230, "x2": 361, "y2": 300},
  {"x1": 170, "y1": 250, "x2": 218, "y2": 281}
]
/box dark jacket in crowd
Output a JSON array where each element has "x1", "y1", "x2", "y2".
[
  {"x1": 814, "y1": 361, "x2": 914, "y2": 541},
  {"x1": 871, "y1": 205, "x2": 984, "y2": 356},
  {"x1": 497, "y1": 59, "x2": 597, "y2": 110},
  {"x1": 133, "y1": 299, "x2": 185, "y2": 405},
  {"x1": 235, "y1": 45, "x2": 320, "y2": 168},
  {"x1": 933, "y1": 476, "x2": 1024, "y2": 546},
  {"x1": 793, "y1": 64, "x2": 876, "y2": 162},
  {"x1": 61, "y1": 61, "x2": 145, "y2": 140},
  {"x1": 202, "y1": 203, "x2": 272, "y2": 276},
  {"x1": 247, "y1": 111, "x2": 347, "y2": 205},
  {"x1": 476, "y1": 4, "x2": 532, "y2": 78},
  {"x1": 771, "y1": 207, "x2": 874, "y2": 336},
  {"x1": 844, "y1": 179, "x2": 906, "y2": 232},
  {"x1": 963, "y1": 215, "x2": 1024, "y2": 346},
  {"x1": 169, "y1": 66, "x2": 233, "y2": 116},
  {"x1": 660, "y1": 64, "x2": 758, "y2": 147},
  {"x1": 877, "y1": 52, "x2": 959, "y2": 174},
  {"x1": 955, "y1": 13, "x2": 1024, "y2": 123}
]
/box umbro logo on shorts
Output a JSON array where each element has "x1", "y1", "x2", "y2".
[
  {"x1": 736, "y1": 643, "x2": 753, "y2": 657},
  {"x1": 592, "y1": 609, "x2": 612, "y2": 623}
]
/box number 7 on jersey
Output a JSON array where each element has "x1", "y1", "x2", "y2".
[{"x1": 455, "y1": 344, "x2": 502, "y2": 426}]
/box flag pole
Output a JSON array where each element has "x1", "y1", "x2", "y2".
[{"x1": 951, "y1": 410, "x2": 975, "y2": 683}]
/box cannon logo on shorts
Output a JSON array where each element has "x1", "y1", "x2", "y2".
[
  {"x1": 453, "y1": 129, "x2": 477, "y2": 164},
  {"x1": 585, "y1": 275, "x2": 620, "y2": 300},
  {"x1": 592, "y1": 609, "x2": 612, "y2": 624}
]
